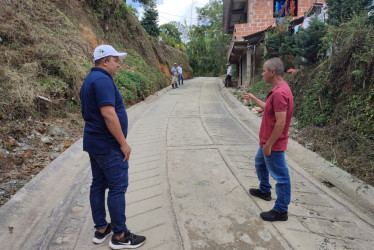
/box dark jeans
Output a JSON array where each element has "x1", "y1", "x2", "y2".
[
  {"x1": 89, "y1": 151, "x2": 129, "y2": 236},
  {"x1": 178, "y1": 74, "x2": 184, "y2": 85},
  {"x1": 225, "y1": 75, "x2": 232, "y2": 87},
  {"x1": 254, "y1": 146, "x2": 291, "y2": 213}
]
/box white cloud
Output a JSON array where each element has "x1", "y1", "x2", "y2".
[
  {"x1": 157, "y1": 0, "x2": 210, "y2": 25},
  {"x1": 128, "y1": 0, "x2": 211, "y2": 26}
]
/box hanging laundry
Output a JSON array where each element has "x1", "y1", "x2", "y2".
[
  {"x1": 289, "y1": 25, "x2": 295, "y2": 35},
  {"x1": 321, "y1": 3, "x2": 328, "y2": 22},
  {"x1": 290, "y1": 0, "x2": 296, "y2": 16},
  {"x1": 302, "y1": 17, "x2": 312, "y2": 29},
  {"x1": 275, "y1": 1, "x2": 280, "y2": 15},
  {"x1": 279, "y1": 1, "x2": 284, "y2": 16},
  {"x1": 294, "y1": 25, "x2": 299, "y2": 33},
  {"x1": 284, "y1": 1, "x2": 288, "y2": 16}
]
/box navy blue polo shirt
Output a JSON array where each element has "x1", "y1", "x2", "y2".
[{"x1": 80, "y1": 67, "x2": 128, "y2": 154}]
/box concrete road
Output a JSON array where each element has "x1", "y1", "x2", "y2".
[{"x1": 0, "y1": 77, "x2": 373, "y2": 250}]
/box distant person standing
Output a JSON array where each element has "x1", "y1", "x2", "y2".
[
  {"x1": 243, "y1": 57, "x2": 294, "y2": 222},
  {"x1": 80, "y1": 45, "x2": 146, "y2": 249},
  {"x1": 177, "y1": 63, "x2": 184, "y2": 86},
  {"x1": 171, "y1": 63, "x2": 178, "y2": 89},
  {"x1": 225, "y1": 63, "x2": 232, "y2": 87}
]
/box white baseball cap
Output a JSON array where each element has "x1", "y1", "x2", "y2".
[{"x1": 93, "y1": 45, "x2": 127, "y2": 61}]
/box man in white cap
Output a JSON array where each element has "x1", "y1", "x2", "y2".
[
  {"x1": 171, "y1": 63, "x2": 178, "y2": 89},
  {"x1": 80, "y1": 45, "x2": 146, "y2": 249}
]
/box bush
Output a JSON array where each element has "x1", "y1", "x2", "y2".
[
  {"x1": 326, "y1": 0, "x2": 374, "y2": 26},
  {"x1": 293, "y1": 17, "x2": 327, "y2": 65},
  {"x1": 115, "y1": 70, "x2": 148, "y2": 104},
  {"x1": 287, "y1": 13, "x2": 374, "y2": 137},
  {"x1": 264, "y1": 16, "x2": 326, "y2": 68}
]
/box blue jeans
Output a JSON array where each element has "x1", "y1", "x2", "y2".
[
  {"x1": 254, "y1": 146, "x2": 291, "y2": 213},
  {"x1": 178, "y1": 74, "x2": 184, "y2": 85},
  {"x1": 89, "y1": 151, "x2": 129, "y2": 236}
]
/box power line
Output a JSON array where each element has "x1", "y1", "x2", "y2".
[
  {"x1": 158, "y1": 15, "x2": 176, "y2": 23},
  {"x1": 158, "y1": 11, "x2": 199, "y2": 19}
]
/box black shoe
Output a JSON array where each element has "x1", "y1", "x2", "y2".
[
  {"x1": 249, "y1": 188, "x2": 271, "y2": 201},
  {"x1": 93, "y1": 223, "x2": 113, "y2": 244},
  {"x1": 260, "y1": 209, "x2": 288, "y2": 221},
  {"x1": 109, "y1": 230, "x2": 146, "y2": 249}
]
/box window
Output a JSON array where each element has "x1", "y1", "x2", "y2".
[{"x1": 273, "y1": 0, "x2": 298, "y2": 17}]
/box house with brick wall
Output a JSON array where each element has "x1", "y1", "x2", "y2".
[{"x1": 223, "y1": 0, "x2": 326, "y2": 86}]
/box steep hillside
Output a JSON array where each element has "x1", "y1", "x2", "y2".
[
  {"x1": 0, "y1": 0, "x2": 192, "y2": 206},
  {"x1": 0, "y1": 0, "x2": 192, "y2": 118}
]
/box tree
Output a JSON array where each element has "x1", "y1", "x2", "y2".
[
  {"x1": 159, "y1": 22, "x2": 185, "y2": 50},
  {"x1": 140, "y1": 0, "x2": 160, "y2": 37},
  {"x1": 160, "y1": 23, "x2": 182, "y2": 43},
  {"x1": 326, "y1": 0, "x2": 373, "y2": 26},
  {"x1": 186, "y1": 0, "x2": 231, "y2": 76},
  {"x1": 264, "y1": 17, "x2": 296, "y2": 68},
  {"x1": 293, "y1": 17, "x2": 327, "y2": 65},
  {"x1": 264, "y1": 16, "x2": 327, "y2": 68}
]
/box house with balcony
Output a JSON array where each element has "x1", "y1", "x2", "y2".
[{"x1": 223, "y1": 0, "x2": 326, "y2": 86}]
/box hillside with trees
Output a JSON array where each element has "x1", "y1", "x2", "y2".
[{"x1": 151, "y1": 0, "x2": 231, "y2": 77}]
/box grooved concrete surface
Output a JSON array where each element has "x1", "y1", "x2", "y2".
[{"x1": 0, "y1": 77, "x2": 373, "y2": 250}]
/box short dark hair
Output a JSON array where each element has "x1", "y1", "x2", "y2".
[{"x1": 95, "y1": 56, "x2": 112, "y2": 66}]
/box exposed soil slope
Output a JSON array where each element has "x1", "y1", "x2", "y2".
[{"x1": 0, "y1": 0, "x2": 193, "y2": 206}]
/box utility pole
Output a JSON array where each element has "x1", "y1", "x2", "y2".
[{"x1": 191, "y1": 0, "x2": 193, "y2": 27}]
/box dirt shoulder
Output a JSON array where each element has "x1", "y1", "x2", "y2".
[{"x1": 0, "y1": 113, "x2": 84, "y2": 206}]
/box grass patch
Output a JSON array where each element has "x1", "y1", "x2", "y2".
[
  {"x1": 115, "y1": 70, "x2": 149, "y2": 105},
  {"x1": 250, "y1": 78, "x2": 271, "y2": 97}
]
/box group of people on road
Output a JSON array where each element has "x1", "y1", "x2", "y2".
[
  {"x1": 170, "y1": 62, "x2": 184, "y2": 88},
  {"x1": 80, "y1": 44, "x2": 293, "y2": 249}
]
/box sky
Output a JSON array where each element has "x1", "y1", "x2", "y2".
[{"x1": 127, "y1": 0, "x2": 211, "y2": 26}]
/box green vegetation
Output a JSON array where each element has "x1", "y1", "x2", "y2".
[
  {"x1": 114, "y1": 48, "x2": 166, "y2": 105},
  {"x1": 0, "y1": 0, "x2": 190, "y2": 119},
  {"x1": 265, "y1": 17, "x2": 327, "y2": 69},
  {"x1": 250, "y1": 79, "x2": 271, "y2": 97},
  {"x1": 159, "y1": 22, "x2": 185, "y2": 52},
  {"x1": 326, "y1": 0, "x2": 373, "y2": 26},
  {"x1": 186, "y1": 0, "x2": 231, "y2": 76},
  {"x1": 284, "y1": 12, "x2": 374, "y2": 184},
  {"x1": 140, "y1": 0, "x2": 160, "y2": 37},
  {"x1": 263, "y1": 4, "x2": 373, "y2": 138},
  {"x1": 287, "y1": 13, "x2": 374, "y2": 137},
  {"x1": 116, "y1": 70, "x2": 147, "y2": 104},
  {"x1": 259, "y1": 1, "x2": 374, "y2": 184}
]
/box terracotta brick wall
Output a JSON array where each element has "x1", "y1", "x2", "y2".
[{"x1": 233, "y1": 0, "x2": 325, "y2": 39}]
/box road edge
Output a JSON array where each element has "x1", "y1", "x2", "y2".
[{"x1": 217, "y1": 80, "x2": 374, "y2": 226}]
